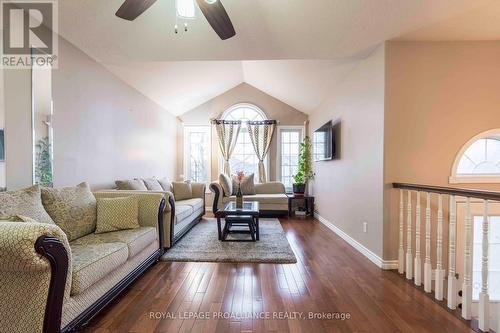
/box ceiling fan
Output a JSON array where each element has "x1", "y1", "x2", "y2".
[{"x1": 115, "y1": 0, "x2": 236, "y2": 40}]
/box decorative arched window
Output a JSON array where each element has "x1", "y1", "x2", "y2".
[
  {"x1": 450, "y1": 129, "x2": 500, "y2": 183},
  {"x1": 221, "y1": 103, "x2": 267, "y2": 178}
]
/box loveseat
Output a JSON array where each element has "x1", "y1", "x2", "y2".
[
  {"x1": 113, "y1": 178, "x2": 205, "y2": 248},
  {"x1": 210, "y1": 179, "x2": 288, "y2": 215},
  {"x1": 0, "y1": 185, "x2": 165, "y2": 333}
]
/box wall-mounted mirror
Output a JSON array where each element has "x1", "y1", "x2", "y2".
[{"x1": 32, "y1": 60, "x2": 53, "y2": 186}]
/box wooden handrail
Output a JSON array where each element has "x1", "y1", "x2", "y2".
[{"x1": 393, "y1": 183, "x2": 500, "y2": 201}]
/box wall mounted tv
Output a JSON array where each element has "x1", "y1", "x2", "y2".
[{"x1": 313, "y1": 120, "x2": 340, "y2": 161}]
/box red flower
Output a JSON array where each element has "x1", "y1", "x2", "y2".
[{"x1": 236, "y1": 171, "x2": 245, "y2": 183}]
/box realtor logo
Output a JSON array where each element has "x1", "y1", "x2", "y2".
[{"x1": 1, "y1": 0, "x2": 58, "y2": 68}]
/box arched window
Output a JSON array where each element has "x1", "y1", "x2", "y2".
[
  {"x1": 450, "y1": 129, "x2": 500, "y2": 183},
  {"x1": 221, "y1": 103, "x2": 267, "y2": 178}
]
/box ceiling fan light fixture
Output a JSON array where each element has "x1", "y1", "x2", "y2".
[{"x1": 176, "y1": 0, "x2": 196, "y2": 19}]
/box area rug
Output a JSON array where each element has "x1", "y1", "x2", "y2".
[{"x1": 160, "y1": 218, "x2": 297, "y2": 263}]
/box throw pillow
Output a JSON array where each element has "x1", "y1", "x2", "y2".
[
  {"x1": 0, "y1": 185, "x2": 55, "y2": 225},
  {"x1": 0, "y1": 215, "x2": 38, "y2": 222},
  {"x1": 219, "y1": 173, "x2": 233, "y2": 196},
  {"x1": 95, "y1": 196, "x2": 140, "y2": 234},
  {"x1": 142, "y1": 178, "x2": 163, "y2": 191},
  {"x1": 172, "y1": 181, "x2": 192, "y2": 201},
  {"x1": 158, "y1": 178, "x2": 172, "y2": 192},
  {"x1": 115, "y1": 179, "x2": 147, "y2": 190},
  {"x1": 41, "y1": 182, "x2": 97, "y2": 241},
  {"x1": 232, "y1": 173, "x2": 256, "y2": 195}
]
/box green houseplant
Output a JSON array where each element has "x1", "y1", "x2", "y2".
[
  {"x1": 293, "y1": 136, "x2": 314, "y2": 196},
  {"x1": 35, "y1": 136, "x2": 53, "y2": 186}
]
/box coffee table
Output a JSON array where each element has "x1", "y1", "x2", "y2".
[{"x1": 214, "y1": 201, "x2": 260, "y2": 241}]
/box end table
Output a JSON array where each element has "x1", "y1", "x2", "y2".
[{"x1": 287, "y1": 194, "x2": 314, "y2": 217}]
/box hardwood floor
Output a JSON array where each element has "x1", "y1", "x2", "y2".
[{"x1": 82, "y1": 217, "x2": 475, "y2": 333}]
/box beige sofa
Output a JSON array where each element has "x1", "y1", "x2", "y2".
[
  {"x1": 209, "y1": 181, "x2": 288, "y2": 215},
  {"x1": 0, "y1": 189, "x2": 165, "y2": 333},
  {"x1": 112, "y1": 178, "x2": 205, "y2": 248}
]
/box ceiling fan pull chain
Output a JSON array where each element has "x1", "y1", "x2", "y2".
[{"x1": 184, "y1": 22, "x2": 188, "y2": 32}]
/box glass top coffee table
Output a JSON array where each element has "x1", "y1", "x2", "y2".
[{"x1": 214, "y1": 201, "x2": 260, "y2": 241}]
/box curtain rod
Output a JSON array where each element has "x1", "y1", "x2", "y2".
[{"x1": 211, "y1": 119, "x2": 278, "y2": 125}]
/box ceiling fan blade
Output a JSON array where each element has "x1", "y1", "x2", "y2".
[
  {"x1": 195, "y1": 0, "x2": 236, "y2": 40},
  {"x1": 116, "y1": 0, "x2": 158, "y2": 21}
]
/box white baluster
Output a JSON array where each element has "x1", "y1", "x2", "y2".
[
  {"x1": 435, "y1": 194, "x2": 444, "y2": 301},
  {"x1": 414, "y1": 192, "x2": 421, "y2": 286},
  {"x1": 398, "y1": 189, "x2": 405, "y2": 274},
  {"x1": 424, "y1": 192, "x2": 432, "y2": 293},
  {"x1": 447, "y1": 195, "x2": 457, "y2": 309},
  {"x1": 462, "y1": 197, "x2": 472, "y2": 320},
  {"x1": 406, "y1": 190, "x2": 413, "y2": 280},
  {"x1": 479, "y1": 199, "x2": 489, "y2": 332}
]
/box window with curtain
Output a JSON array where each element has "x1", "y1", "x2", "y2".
[
  {"x1": 184, "y1": 126, "x2": 211, "y2": 183},
  {"x1": 278, "y1": 127, "x2": 303, "y2": 192},
  {"x1": 221, "y1": 103, "x2": 267, "y2": 178}
]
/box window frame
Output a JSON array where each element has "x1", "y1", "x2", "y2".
[
  {"x1": 276, "y1": 125, "x2": 305, "y2": 192},
  {"x1": 219, "y1": 103, "x2": 269, "y2": 181},
  {"x1": 183, "y1": 125, "x2": 211, "y2": 184},
  {"x1": 450, "y1": 128, "x2": 500, "y2": 184}
]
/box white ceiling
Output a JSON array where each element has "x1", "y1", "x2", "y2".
[
  {"x1": 56, "y1": 0, "x2": 500, "y2": 115},
  {"x1": 104, "y1": 59, "x2": 360, "y2": 115}
]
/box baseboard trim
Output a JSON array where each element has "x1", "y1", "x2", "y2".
[{"x1": 314, "y1": 212, "x2": 397, "y2": 270}]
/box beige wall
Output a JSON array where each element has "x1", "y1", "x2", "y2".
[
  {"x1": 51, "y1": 37, "x2": 178, "y2": 189},
  {"x1": 384, "y1": 41, "x2": 500, "y2": 260},
  {"x1": 179, "y1": 82, "x2": 308, "y2": 182},
  {"x1": 4, "y1": 68, "x2": 33, "y2": 190},
  {"x1": 3, "y1": 35, "x2": 178, "y2": 190},
  {"x1": 309, "y1": 44, "x2": 386, "y2": 258}
]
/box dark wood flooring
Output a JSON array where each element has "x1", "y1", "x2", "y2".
[{"x1": 81, "y1": 217, "x2": 475, "y2": 333}]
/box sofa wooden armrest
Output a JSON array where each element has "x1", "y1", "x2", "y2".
[
  {"x1": 0, "y1": 222, "x2": 71, "y2": 333},
  {"x1": 209, "y1": 181, "x2": 224, "y2": 212}
]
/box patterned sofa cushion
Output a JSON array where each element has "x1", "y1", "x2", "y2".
[
  {"x1": 70, "y1": 242, "x2": 128, "y2": 295},
  {"x1": 142, "y1": 178, "x2": 163, "y2": 191},
  {"x1": 0, "y1": 185, "x2": 55, "y2": 225},
  {"x1": 172, "y1": 182, "x2": 193, "y2": 201},
  {"x1": 174, "y1": 205, "x2": 193, "y2": 224},
  {"x1": 176, "y1": 198, "x2": 203, "y2": 212},
  {"x1": 71, "y1": 227, "x2": 157, "y2": 259},
  {"x1": 115, "y1": 179, "x2": 147, "y2": 190},
  {"x1": 225, "y1": 194, "x2": 288, "y2": 205},
  {"x1": 157, "y1": 178, "x2": 172, "y2": 192},
  {"x1": 41, "y1": 182, "x2": 97, "y2": 241},
  {"x1": 218, "y1": 173, "x2": 232, "y2": 196},
  {"x1": 95, "y1": 196, "x2": 140, "y2": 234}
]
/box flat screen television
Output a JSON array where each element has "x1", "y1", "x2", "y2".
[{"x1": 313, "y1": 120, "x2": 339, "y2": 161}]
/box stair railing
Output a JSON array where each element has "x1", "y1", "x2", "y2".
[{"x1": 393, "y1": 183, "x2": 500, "y2": 332}]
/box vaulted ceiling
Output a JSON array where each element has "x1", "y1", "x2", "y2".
[{"x1": 57, "y1": 0, "x2": 500, "y2": 115}]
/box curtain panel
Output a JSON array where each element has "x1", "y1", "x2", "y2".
[
  {"x1": 247, "y1": 120, "x2": 277, "y2": 183},
  {"x1": 212, "y1": 120, "x2": 241, "y2": 176}
]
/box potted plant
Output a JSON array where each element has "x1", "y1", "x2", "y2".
[{"x1": 293, "y1": 136, "x2": 314, "y2": 196}]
